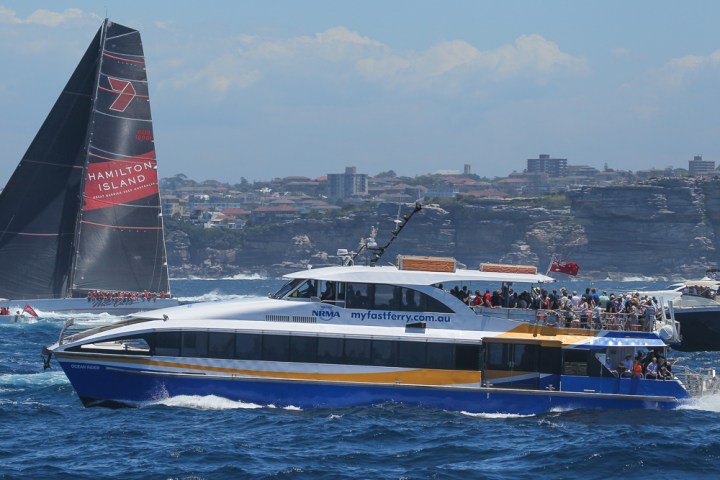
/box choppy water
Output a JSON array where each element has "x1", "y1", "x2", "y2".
[{"x1": 2, "y1": 279, "x2": 720, "y2": 479}]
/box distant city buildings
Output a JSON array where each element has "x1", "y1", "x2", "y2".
[
  {"x1": 688, "y1": 155, "x2": 716, "y2": 177},
  {"x1": 156, "y1": 152, "x2": 713, "y2": 229},
  {"x1": 327, "y1": 166, "x2": 369, "y2": 199},
  {"x1": 526, "y1": 154, "x2": 567, "y2": 177}
]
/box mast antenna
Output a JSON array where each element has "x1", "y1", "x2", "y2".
[{"x1": 354, "y1": 202, "x2": 422, "y2": 266}]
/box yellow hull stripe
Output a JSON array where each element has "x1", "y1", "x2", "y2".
[{"x1": 55, "y1": 352, "x2": 481, "y2": 385}]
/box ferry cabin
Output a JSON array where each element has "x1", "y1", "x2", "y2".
[{"x1": 46, "y1": 264, "x2": 689, "y2": 412}]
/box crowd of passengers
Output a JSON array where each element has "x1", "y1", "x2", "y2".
[
  {"x1": 604, "y1": 349, "x2": 674, "y2": 380},
  {"x1": 86, "y1": 290, "x2": 171, "y2": 304},
  {"x1": 446, "y1": 285, "x2": 662, "y2": 330}
]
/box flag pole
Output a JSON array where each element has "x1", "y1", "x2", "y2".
[{"x1": 546, "y1": 255, "x2": 555, "y2": 276}]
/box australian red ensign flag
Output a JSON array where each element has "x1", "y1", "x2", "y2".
[{"x1": 549, "y1": 258, "x2": 580, "y2": 276}]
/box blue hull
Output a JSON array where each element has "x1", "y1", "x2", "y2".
[{"x1": 58, "y1": 362, "x2": 686, "y2": 413}]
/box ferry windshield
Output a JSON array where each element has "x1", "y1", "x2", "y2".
[
  {"x1": 272, "y1": 279, "x2": 303, "y2": 299},
  {"x1": 273, "y1": 279, "x2": 318, "y2": 299}
]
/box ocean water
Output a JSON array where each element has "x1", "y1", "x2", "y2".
[{"x1": 2, "y1": 278, "x2": 720, "y2": 479}]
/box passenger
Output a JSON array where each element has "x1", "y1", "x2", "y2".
[
  {"x1": 548, "y1": 289, "x2": 559, "y2": 309},
  {"x1": 577, "y1": 298, "x2": 590, "y2": 327},
  {"x1": 321, "y1": 282, "x2": 335, "y2": 301},
  {"x1": 491, "y1": 290, "x2": 502, "y2": 307},
  {"x1": 483, "y1": 290, "x2": 492, "y2": 308},
  {"x1": 404, "y1": 289, "x2": 416, "y2": 308},
  {"x1": 472, "y1": 290, "x2": 483, "y2": 306},
  {"x1": 517, "y1": 291, "x2": 529, "y2": 309},
  {"x1": 635, "y1": 350, "x2": 645, "y2": 364},
  {"x1": 591, "y1": 304, "x2": 603, "y2": 329},
  {"x1": 604, "y1": 357, "x2": 618, "y2": 377},
  {"x1": 450, "y1": 286, "x2": 461, "y2": 299},
  {"x1": 571, "y1": 291, "x2": 581, "y2": 308},
  {"x1": 658, "y1": 358, "x2": 672, "y2": 380},
  {"x1": 598, "y1": 291, "x2": 610, "y2": 309},
  {"x1": 460, "y1": 286, "x2": 470, "y2": 304},
  {"x1": 632, "y1": 359, "x2": 644, "y2": 378},
  {"x1": 508, "y1": 291, "x2": 519, "y2": 308},
  {"x1": 645, "y1": 357, "x2": 659, "y2": 379},
  {"x1": 618, "y1": 361, "x2": 631, "y2": 378},
  {"x1": 622, "y1": 355, "x2": 634, "y2": 375}
]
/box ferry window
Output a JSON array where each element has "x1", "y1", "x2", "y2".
[
  {"x1": 336, "y1": 283, "x2": 346, "y2": 303},
  {"x1": 426, "y1": 342, "x2": 454, "y2": 370},
  {"x1": 374, "y1": 284, "x2": 396, "y2": 310},
  {"x1": 455, "y1": 344, "x2": 480, "y2": 370},
  {"x1": 424, "y1": 295, "x2": 453, "y2": 314},
  {"x1": 155, "y1": 331, "x2": 181, "y2": 357},
  {"x1": 319, "y1": 281, "x2": 340, "y2": 304},
  {"x1": 486, "y1": 343, "x2": 511, "y2": 370},
  {"x1": 263, "y1": 335, "x2": 290, "y2": 362},
  {"x1": 236, "y1": 333, "x2": 262, "y2": 360},
  {"x1": 290, "y1": 336, "x2": 318, "y2": 363},
  {"x1": 562, "y1": 349, "x2": 588, "y2": 376},
  {"x1": 291, "y1": 280, "x2": 317, "y2": 298},
  {"x1": 344, "y1": 338, "x2": 371, "y2": 365},
  {"x1": 346, "y1": 283, "x2": 371, "y2": 309},
  {"x1": 513, "y1": 344, "x2": 539, "y2": 372},
  {"x1": 371, "y1": 339, "x2": 397, "y2": 366},
  {"x1": 317, "y1": 337, "x2": 343, "y2": 363},
  {"x1": 400, "y1": 288, "x2": 423, "y2": 312},
  {"x1": 208, "y1": 332, "x2": 235, "y2": 359},
  {"x1": 539, "y1": 347, "x2": 562, "y2": 374},
  {"x1": 274, "y1": 279, "x2": 303, "y2": 299},
  {"x1": 182, "y1": 331, "x2": 209, "y2": 358},
  {"x1": 397, "y1": 341, "x2": 426, "y2": 368}
]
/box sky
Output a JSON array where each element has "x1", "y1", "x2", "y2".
[{"x1": 0, "y1": 1, "x2": 719, "y2": 184}]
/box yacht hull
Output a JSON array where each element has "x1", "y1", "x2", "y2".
[{"x1": 7, "y1": 297, "x2": 178, "y2": 316}]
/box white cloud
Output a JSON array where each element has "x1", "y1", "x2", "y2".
[
  {"x1": 0, "y1": 6, "x2": 98, "y2": 26},
  {"x1": 660, "y1": 51, "x2": 720, "y2": 88},
  {"x1": 611, "y1": 47, "x2": 631, "y2": 59},
  {"x1": 357, "y1": 33, "x2": 587, "y2": 88},
  {"x1": 175, "y1": 28, "x2": 586, "y2": 96}
]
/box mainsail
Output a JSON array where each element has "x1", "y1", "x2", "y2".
[{"x1": 0, "y1": 19, "x2": 170, "y2": 299}]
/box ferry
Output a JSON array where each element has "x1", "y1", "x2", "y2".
[{"x1": 41, "y1": 206, "x2": 717, "y2": 412}]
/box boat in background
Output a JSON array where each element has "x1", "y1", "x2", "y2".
[
  {"x1": 646, "y1": 271, "x2": 720, "y2": 351},
  {"x1": 0, "y1": 19, "x2": 177, "y2": 315}
]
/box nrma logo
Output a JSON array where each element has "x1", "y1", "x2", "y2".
[{"x1": 312, "y1": 309, "x2": 340, "y2": 319}]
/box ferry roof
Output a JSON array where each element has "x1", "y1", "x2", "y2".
[{"x1": 284, "y1": 264, "x2": 556, "y2": 285}]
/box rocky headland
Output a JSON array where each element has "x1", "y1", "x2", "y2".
[{"x1": 165, "y1": 177, "x2": 720, "y2": 281}]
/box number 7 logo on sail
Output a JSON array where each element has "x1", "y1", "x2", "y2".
[{"x1": 107, "y1": 77, "x2": 137, "y2": 112}]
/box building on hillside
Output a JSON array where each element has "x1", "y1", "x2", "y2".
[
  {"x1": 327, "y1": 166, "x2": 369, "y2": 199},
  {"x1": 688, "y1": 155, "x2": 716, "y2": 177},
  {"x1": 527, "y1": 154, "x2": 567, "y2": 177}
]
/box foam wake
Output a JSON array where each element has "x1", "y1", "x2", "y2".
[
  {"x1": 460, "y1": 411, "x2": 535, "y2": 419},
  {"x1": 678, "y1": 392, "x2": 720, "y2": 412},
  {"x1": 0, "y1": 370, "x2": 68, "y2": 389},
  {"x1": 176, "y1": 290, "x2": 260, "y2": 303},
  {"x1": 150, "y1": 394, "x2": 265, "y2": 410}
]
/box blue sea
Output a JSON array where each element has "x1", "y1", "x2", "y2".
[{"x1": 2, "y1": 278, "x2": 720, "y2": 479}]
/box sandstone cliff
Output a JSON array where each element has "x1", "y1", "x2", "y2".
[{"x1": 165, "y1": 177, "x2": 720, "y2": 280}]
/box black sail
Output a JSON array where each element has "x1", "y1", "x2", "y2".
[{"x1": 0, "y1": 20, "x2": 170, "y2": 299}]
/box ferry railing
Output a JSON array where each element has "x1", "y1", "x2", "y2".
[
  {"x1": 674, "y1": 365, "x2": 720, "y2": 397},
  {"x1": 471, "y1": 306, "x2": 671, "y2": 333}
]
